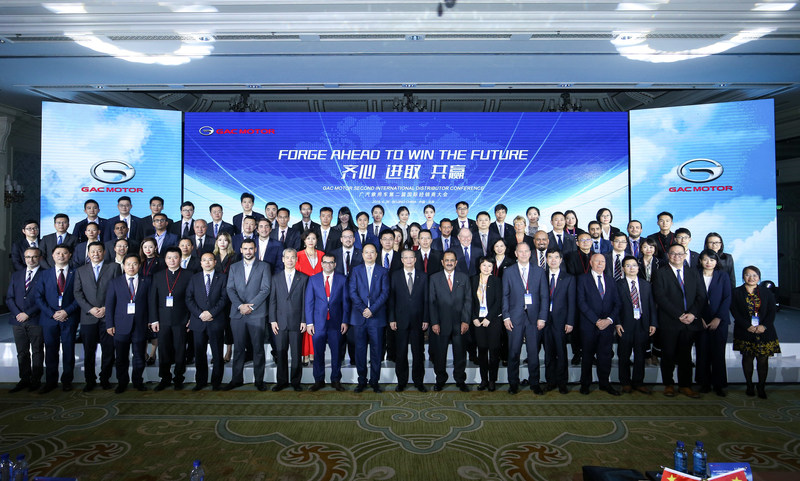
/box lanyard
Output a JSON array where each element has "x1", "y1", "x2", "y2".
[{"x1": 166, "y1": 269, "x2": 182, "y2": 295}]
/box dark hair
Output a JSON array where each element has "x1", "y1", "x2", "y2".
[
  {"x1": 164, "y1": 246, "x2": 181, "y2": 257},
  {"x1": 209, "y1": 203, "x2": 222, "y2": 212},
  {"x1": 490, "y1": 238, "x2": 506, "y2": 255},
  {"x1": 621, "y1": 255, "x2": 638, "y2": 268},
  {"x1": 742, "y1": 265, "x2": 761, "y2": 280},
  {"x1": 476, "y1": 210, "x2": 491, "y2": 221},
  {"x1": 439, "y1": 217, "x2": 452, "y2": 227},
  {"x1": 114, "y1": 238, "x2": 130, "y2": 248},
  {"x1": 545, "y1": 247, "x2": 562, "y2": 258},
  {"x1": 23, "y1": 219, "x2": 39, "y2": 228},
  {"x1": 149, "y1": 196, "x2": 164, "y2": 205},
  {"x1": 123, "y1": 253, "x2": 140, "y2": 263},
  {"x1": 139, "y1": 237, "x2": 158, "y2": 262},
  {"x1": 84, "y1": 199, "x2": 99, "y2": 209},
  {"x1": 456, "y1": 200, "x2": 469, "y2": 209},
  {"x1": 52, "y1": 244, "x2": 73, "y2": 255},
  {"x1": 320, "y1": 206, "x2": 333, "y2": 215},
  {"x1": 477, "y1": 255, "x2": 493, "y2": 267},
  {"x1": 114, "y1": 220, "x2": 128, "y2": 229},
  {"x1": 699, "y1": 249, "x2": 721, "y2": 269},
  {"x1": 300, "y1": 229, "x2": 317, "y2": 246},
  {"x1": 494, "y1": 203, "x2": 508, "y2": 214},
  {"x1": 611, "y1": 232, "x2": 628, "y2": 243},
  {"x1": 265, "y1": 201, "x2": 278, "y2": 209},
  {"x1": 564, "y1": 210, "x2": 578, "y2": 226},
  {"x1": 587, "y1": 220, "x2": 601, "y2": 230},
  {"x1": 336, "y1": 206, "x2": 357, "y2": 231},
  {"x1": 240, "y1": 238, "x2": 256, "y2": 248},
  {"x1": 704, "y1": 232, "x2": 727, "y2": 255},
  {"x1": 299, "y1": 201, "x2": 313, "y2": 211},
  {"x1": 550, "y1": 211, "x2": 565, "y2": 221},
  {"x1": 442, "y1": 249, "x2": 458, "y2": 260},
  {"x1": 371, "y1": 204, "x2": 384, "y2": 215},
  {"x1": 628, "y1": 219, "x2": 642, "y2": 229},
  {"x1": 240, "y1": 193, "x2": 255, "y2": 202},
  {"x1": 526, "y1": 206, "x2": 540, "y2": 216},
  {"x1": 596, "y1": 208, "x2": 612, "y2": 223},
  {"x1": 675, "y1": 227, "x2": 692, "y2": 237},
  {"x1": 87, "y1": 241, "x2": 104, "y2": 252},
  {"x1": 117, "y1": 196, "x2": 132, "y2": 204},
  {"x1": 423, "y1": 204, "x2": 436, "y2": 212},
  {"x1": 396, "y1": 205, "x2": 409, "y2": 216},
  {"x1": 418, "y1": 228, "x2": 433, "y2": 239},
  {"x1": 53, "y1": 213, "x2": 69, "y2": 222},
  {"x1": 356, "y1": 211, "x2": 369, "y2": 221},
  {"x1": 277, "y1": 207, "x2": 290, "y2": 216},
  {"x1": 657, "y1": 211, "x2": 674, "y2": 221},
  {"x1": 180, "y1": 201, "x2": 195, "y2": 210},
  {"x1": 153, "y1": 213, "x2": 167, "y2": 221}
]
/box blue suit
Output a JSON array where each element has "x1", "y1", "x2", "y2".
[
  {"x1": 7, "y1": 267, "x2": 45, "y2": 384},
  {"x1": 105, "y1": 274, "x2": 151, "y2": 388},
  {"x1": 348, "y1": 263, "x2": 389, "y2": 387},
  {"x1": 305, "y1": 271, "x2": 351, "y2": 383},
  {"x1": 577, "y1": 271, "x2": 620, "y2": 389},
  {"x1": 696, "y1": 270, "x2": 732, "y2": 390},
  {"x1": 502, "y1": 262, "x2": 549, "y2": 386},
  {"x1": 155, "y1": 232, "x2": 180, "y2": 257},
  {"x1": 255, "y1": 237, "x2": 285, "y2": 274},
  {"x1": 35, "y1": 267, "x2": 80, "y2": 386},
  {"x1": 590, "y1": 238, "x2": 612, "y2": 254}
]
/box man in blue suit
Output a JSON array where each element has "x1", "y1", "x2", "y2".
[
  {"x1": 348, "y1": 243, "x2": 389, "y2": 393},
  {"x1": 543, "y1": 248, "x2": 576, "y2": 394},
  {"x1": 6, "y1": 247, "x2": 45, "y2": 392},
  {"x1": 306, "y1": 253, "x2": 351, "y2": 392},
  {"x1": 587, "y1": 221, "x2": 612, "y2": 254},
  {"x1": 615, "y1": 256, "x2": 658, "y2": 394},
  {"x1": 105, "y1": 254, "x2": 152, "y2": 393},
  {"x1": 151, "y1": 213, "x2": 179, "y2": 257},
  {"x1": 35, "y1": 245, "x2": 80, "y2": 393},
  {"x1": 577, "y1": 253, "x2": 621, "y2": 395},
  {"x1": 255, "y1": 218, "x2": 284, "y2": 274},
  {"x1": 503, "y1": 242, "x2": 549, "y2": 394},
  {"x1": 186, "y1": 253, "x2": 228, "y2": 391}
]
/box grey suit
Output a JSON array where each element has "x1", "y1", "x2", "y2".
[
  {"x1": 268, "y1": 270, "x2": 308, "y2": 387},
  {"x1": 73, "y1": 261, "x2": 119, "y2": 384},
  {"x1": 226, "y1": 259, "x2": 272, "y2": 385}
]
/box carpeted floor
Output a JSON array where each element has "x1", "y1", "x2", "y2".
[{"x1": 1, "y1": 384, "x2": 798, "y2": 481}]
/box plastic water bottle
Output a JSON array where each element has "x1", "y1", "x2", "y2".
[
  {"x1": 673, "y1": 441, "x2": 688, "y2": 473},
  {"x1": 190, "y1": 460, "x2": 204, "y2": 481},
  {"x1": 12, "y1": 455, "x2": 28, "y2": 481},
  {"x1": 0, "y1": 454, "x2": 11, "y2": 481},
  {"x1": 693, "y1": 441, "x2": 708, "y2": 478}
]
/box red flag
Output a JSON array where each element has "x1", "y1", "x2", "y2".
[
  {"x1": 661, "y1": 467, "x2": 701, "y2": 481},
  {"x1": 708, "y1": 468, "x2": 747, "y2": 481}
]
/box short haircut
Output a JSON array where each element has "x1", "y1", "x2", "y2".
[
  {"x1": 114, "y1": 238, "x2": 129, "y2": 248},
  {"x1": 24, "y1": 246, "x2": 42, "y2": 256},
  {"x1": 299, "y1": 201, "x2": 313, "y2": 210},
  {"x1": 622, "y1": 255, "x2": 638, "y2": 266},
  {"x1": 550, "y1": 211, "x2": 565, "y2": 221},
  {"x1": 52, "y1": 244, "x2": 72, "y2": 255},
  {"x1": 587, "y1": 220, "x2": 601, "y2": 229},
  {"x1": 114, "y1": 220, "x2": 128, "y2": 229},
  {"x1": 442, "y1": 249, "x2": 458, "y2": 260},
  {"x1": 282, "y1": 247, "x2": 297, "y2": 257},
  {"x1": 476, "y1": 211, "x2": 491, "y2": 220},
  {"x1": 356, "y1": 211, "x2": 369, "y2": 221},
  {"x1": 362, "y1": 243, "x2": 377, "y2": 253},
  {"x1": 596, "y1": 208, "x2": 613, "y2": 222},
  {"x1": 371, "y1": 204, "x2": 385, "y2": 215},
  {"x1": 87, "y1": 241, "x2": 105, "y2": 252},
  {"x1": 439, "y1": 217, "x2": 452, "y2": 227},
  {"x1": 494, "y1": 203, "x2": 508, "y2": 213},
  {"x1": 277, "y1": 207, "x2": 290, "y2": 216},
  {"x1": 455, "y1": 200, "x2": 469, "y2": 209},
  {"x1": 153, "y1": 213, "x2": 167, "y2": 221},
  {"x1": 545, "y1": 247, "x2": 562, "y2": 258},
  {"x1": 265, "y1": 201, "x2": 278, "y2": 209},
  {"x1": 657, "y1": 211, "x2": 673, "y2": 221},
  {"x1": 164, "y1": 246, "x2": 181, "y2": 257},
  {"x1": 640, "y1": 237, "x2": 656, "y2": 248},
  {"x1": 418, "y1": 229, "x2": 432, "y2": 238},
  {"x1": 123, "y1": 253, "x2": 140, "y2": 263},
  {"x1": 742, "y1": 265, "x2": 761, "y2": 279},
  {"x1": 53, "y1": 213, "x2": 69, "y2": 222},
  {"x1": 149, "y1": 196, "x2": 164, "y2": 204},
  {"x1": 117, "y1": 196, "x2": 132, "y2": 204},
  {"x1": 675, "y1": 227, "x2": 692, "y2": 237},
  {"x1": 611, "y1": 232, "x2": 628, "y2": 242},
  {"x1": 84, "y1": 199, "x2": 99, "y2": 209},
  {"x1": 209, "y1": 203, "x2": 222, "y2": 212},
  {"x1": 240, "y1": 192, "x2": 254, "y2": 202},
  {"x1": 240, "y1": 238, "x2": 256, "y2": 247},
  {"x1": 380, "y1": 230, "x2": 395, "y2": 240},
  {"x1": 181, "y1": 201, "x2": 195, "y2": 210},
  {"x1": 23, "y1": 219, "x2": 39, "y2": 228},
  {"x1": 628, "y1": 219, "x2": 642, "y2": 228},
  {"x1": 320, "y1": 206, "x2": 333, "y2": 215}
]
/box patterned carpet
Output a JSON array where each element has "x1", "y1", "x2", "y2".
[{"x1": 1, "y1": 384, "x2": 799, "y2": 481}]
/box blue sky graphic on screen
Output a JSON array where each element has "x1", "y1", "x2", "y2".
[
  {"x1": 184, "y1": 112, "x2": 629, "y2": 228},
  {"x1": 41, "y1": 102, "x2": 182, "y2": 235},
  {"x1": 630, "y1": 99, "x2": 777, "y2": 282}
]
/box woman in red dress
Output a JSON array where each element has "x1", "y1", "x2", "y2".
[{"x1": 296, "y1": 230, "x2": 324, "y2": 365}]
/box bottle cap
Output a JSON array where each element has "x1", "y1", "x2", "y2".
[
  {"x1": 15, "y1": 454, "x2": 25, "y2": 461},
  {"x1": 677, "y1": 441, "x2": 685, "y2": 448},
  {"x1": 193, "y1": 460, "x2": 201, "y2": 467},
  {"x1": 1, "y1": 454, "x2": 9, "y2": 460},
  {"x1": 696, "y1": 441, "x2": 704, "y2": 448}
]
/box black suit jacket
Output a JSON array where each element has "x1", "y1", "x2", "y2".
[
  {"x1": 73, "y1": 262, "x2": 120, "y2": 325},
  {"x1": 428, "y1": 270, "x2": 472, "y2": 334},
  {"x1": 489, "y1": 222, "x2": 515, "y2": 248},
  {"x1": 415, "y1": 249, "x2": 443, "y2": 276},
  {"x1": 451, "y1": 218, "x2": 477, "y2": 237},
  {"x1": 388, "y1": 269, "x2": 429, "y2": 329},
  {"x1": 604, "y1": 251, "x2": 628, "y2": 280},
  {"x1": 268, "y1": 270, "x2": 308, "y2": 330},
  {"x1": 148, "y1": 268, "x2": 192, "y2": 328},
  {"x1": 291, "y1": 219, "x2": 320, "y2": 234},
  {"x1": 39, "y1": 232, "x2": 79, "y2": 269},
  {"x1": 192, "y1": 234, "x2": 216, "y2": 256},
  {"x1": 104, "y1": 215, "x2": 145, "y2": 242},
  {"x1": 454, "y1": 244, "x2": 480, "y2": 277},
  {"x1": 270, "y1": 227, "x2": 302, "y2": 251},
  {"x1": 104, "y1": 238, "x2": 140, "y2": 263},
  {"x1": 169, "y1": 219, "x2": 196, "y2": 238},
  {"x1": 615, "y1": 277, "x2": 657, "y2": 332},
  {"x1": 6, "y1": 267, "x2": 44, "y2": 325},
  {"x1": 652, "y1": 264, "x2": 706, "y2": 332},
  {"x1": 207, "y1": 220, "x2": 235, "y2": 238},
  {"x1": 473, "y1": 230, "x2": 501, "y2": 257},
  {"x1": 185, "y1": 270, "x2": 228, "y2": 332},
  {"x1": 564, "y1": 250, "x2": 592, "y2": 277},
  {"x1": 180, "y1": 257, "x2": 201, "y2": 275},
  {"x1": 314, "y1": 227, "x2": 342, "y2": 253},
  {"x1": 11, "y1": 238, "x2": 39, "y2": 272},
  {"x1": 469, "y1": 274, "x2": 502, "y2": 322},
  {"x1": 255, "y1": 237, "x2": 285, "y2": 274},
  {"x1": 73, "y1": 218, "x2": 109, "y2": 243},
  {"x1": 548, "y1": 231, "x2": 577, "y2": 254},
  {"x1": 331, "y1": 247, "x2": 363, "y2": 277},
  {"x1": 546, "y1": 269, "x2": 576, "y2": 329},
  {"x1": 232, "y1": 212, "x2": 265, "y2": 236},
  {"x1": 378, "y1": 250, "x2": 404, "y2": 276},
  {"x1": 142, "y1": 214, "x2": 174, "y2": 238},
  {"x1": 431, "y1": 236, "x2": 460, "y2": 252}
]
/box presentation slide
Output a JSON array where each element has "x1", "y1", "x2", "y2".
[
  {"x1": 630, "y1": 99, "x2": 777, "y2": 282},
  {"x1": 183, "y1": 112, "x2": 629, "y2": 227},
  {"x1": 40, "y1": 102, "x2": 183, "y2": 236}
]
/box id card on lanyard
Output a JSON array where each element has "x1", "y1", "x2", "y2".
[{"x1": 165, "y1": 269, "x2": 182, "y2": 308}]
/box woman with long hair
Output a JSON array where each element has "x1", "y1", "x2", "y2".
[
  {"x1": 296, "y1": 230, "x2": 323, "y2": 365},
  {"x1": 214, "y1": 232, "x2": 237, "y2": 363}
]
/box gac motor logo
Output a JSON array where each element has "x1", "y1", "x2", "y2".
[
  {"x1": 200, "y1": 126, "x2": 275, "y2": 135},
  {"x1": 198, "y1": 125, "x2": 215, "y2": 136},
  {"x1": 90, "y1": 160, "x2": 136, "y2": 184},
  {"x1": 677, "y1": 158, "x2": 724, "y2": 183}
]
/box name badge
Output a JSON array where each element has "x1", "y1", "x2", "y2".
[
  {"x1": 524, "y1": 293, "x2": 533, "y2": 305},
  {"x1": 479, "y1": 305, "x2": 488, "y2": 317},
  {"x1": 549, "y1": 301, "x2": 553, "y2": 312},
  {"x1": 751, "y1": 316, "x2": 760, "y2": 327},
  {"x1": 127, "y1": 302, "x2": 136, "y2": 315},
  {"x1": 58, "y1": 295, "x2": 63, "y2": 307},
  {"x1": 166, "y1": 295, "x2": 174, "y2": 307},
  {"x1": 633, "y1": 308, "x2": 641, "y2": 319}
]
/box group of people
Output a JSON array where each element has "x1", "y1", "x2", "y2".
[{"x1": 6, "y1": 194, "x2": 780, "y2": 399}]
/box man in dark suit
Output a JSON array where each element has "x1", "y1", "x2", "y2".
[
  {"x1": 348, "y1": 243, "x2": 389, "y2": 393},
  {"x1": 451, "y1": 200, "x2": 477, "y2": 236},
  {"x1": 429, "y1": 250, "x2": 472, "y2": 391},
  {"x1": 353, "y1": 211, "x2": 375, "y2": 250},
  {"x1": 11, "y1": 220, "x2": 41, "y2": 272},
  {"x1": 543, "y1": 248, "x2": 576, "y2": 394},
  {"x1": 532, "y1": 230, "x2": 550, "y2": 270},
  {"x1": 104, "y1": 196, "x2": 144, "y2": 242},
  {"x1": 474, "y1": 211, "x2": 500, "y2": 257},
  {"x1": 104, "y1": 221, "x2": 140, "y2": 262},
  {"x1": 389, "y1": 249, "x2": 429, "y2": 392},
  {"x1": 149, "y1": 247, "x2": 192, "y2": 391},
  {"x1": 305, "y1": 253, "x2": 351, "y2": 391},
  {"x1": 625, "y1": 220, "x2": 644, "y2": 259},
  {"x1": 502, "y1": 242, "x2": 549, "y2": 394},
  {"x1": 314, "y1": 206, "x2": 342, "y2": 252},
  {"x1": 415, "y1": 229, "x2": 443, "y2": 276},
  {"x1": 35, "y1": 245, "x2": 80, "y2": 393},
  {"x1": 255, "y1": 218, "x2": 284, "y2": 274},
  {"x1": 191, "y1": 219, "x2": 216, "y2": 256},
  {"x1": 178, "y1": 238, "x2": 201, "y2": 274},
  {"x1": 587, "y1": 221, "x2": 612, "y2": 254},
  {"x1": 564, "y1": 232, "x2": 594, "y2": 366},
  {"x1": 271, "y1": 207, "x2": 301, "y2": 251},
  {"x1": 548, "y1": 212, "x2": 577, "y2": 255},
  {"x1": 232, "y1": 193, "x2": 265, "y2": 236},
  {"x1": 232, "y1": 216, "x2": 258, "y2": 252},
  {"x1": 647, "y1": 211, "x2": 675, "y2": 260},
  {"x1": 186, "y1": 253, "x2": 228, "y2": 391},
  {"x1": 489, "y1": 204, "x2": 515, "y2": 249},
  {"x1": 454, "y1": 227, "x2": 481, "y2": 277},
  {"x1": 73, "y1": 241, "x2": 119, "y2": 391},
  {"x1": 208, "y1": 203, "x2": 235, "y2": 238},
  {"x1": 39, "y1": 213, "x2": 79, "y2": 270},
  {"x1": 616, "y1": 255, "x2": 658, "y2": 394},
  {"x1": 292, "y1": 201, "x2": 320, "y2": 234},
  {"x1": 72, "y1": 222, "x2": 102, "y2": 267},
  {"x1": 577, "y1": 253, "x2": 621, "y2": 395},
  {"x1": 432, "y1": 218, "x2": 460, "y2": 252},
  {"x1": 6, "y1": 247, "x2": 45, "y2": 392},
  {"x1": 142, "y1": 196, "x2": 174, "y2": 237},
  {"x1": 269, "y1": 248, "x2": 309, "y2": 392},
  {"x1": 169, "y1": 201, "x2": 197, "y2": 238},
  {"x1": 378, "y1": 230, "x2": 402, "y2": 273},
  {"x1": 72, "y1": 199, "x2": 108, "y2": 243},
  {"x1": 331, "y1": 228, "x2": 363, "y2": 277},
  {"x1": 604, "y1": 232, "x2": 629, "y2": 282},
  {"x1": 105, "y1": 253, "x2": 152, "y2": 393},
  {"x1": 151, "y1": 213, "x2": 179, "y2": 257},
  {"x1": 674, "y1": 228, "x2": 700, "y2": 269},
  {"x1": 652, "y1": 243, "x2": 706, "y2": 398},
  {"x1": 225, "y1": 238, "x2": 272, "y2": 391},
  {"x1": 366, "y1": 204, "x2": 391, "y2": 248}
]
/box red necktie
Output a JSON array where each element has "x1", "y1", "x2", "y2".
[
  {"x1": 57, "y1": 269, "x2": 65, "y2": 295},
  {"x1": 325, "y1": 275, "x2": 331, "y2": 320},
  {"x1": 423, "y1": 253, "x2": 428, "y2": 273}
]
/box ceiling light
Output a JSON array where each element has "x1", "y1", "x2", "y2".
[
  {"x1": 752, "y1": 3, "x2": 796, "y2": 11},
  {"x1": 43, "y1": 3, "x2": 87, "y2": 14}
]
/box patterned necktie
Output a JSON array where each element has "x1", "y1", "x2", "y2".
[
  {"x1": 447, "y1": 274, "x2": 453, "y2": 291},
  {"x1": 631, "y1": 239, "x2": 639, "y2": 258},
  {"x1": 205, "y1": 274, "x2": 211, "y2": 297},
  {"x1": 481, "y1": 234, "x2": 487, "y2": 255},
  {"x1": 407, "y1": 272, "x2": 414, "y2": 295},
  {"x1": 129, "y1": 277, "x2": 136, "y2": 298},
  {"x1": 549, "y1": 273, "x2": 555, "y2": 297},
  {"x1": 214, "y1": 223, "x2": 219, "y2": 237},
  {"x1": 25, "y1": 270, "x2": 32, "y2": 290},
  {"x1": 461, "y1": 221, "x2": 466, "y2": 229},
  {"x1": 57, "y1": 269, "x2": 65, "y2": 294},
  {"x1": 614, "y1": 255, "x2": 622, "y2": 281},
  {"x1": 539, "y1": 251, "x2": 545, "y2": 268},
  {"x1": 597, "y1": 275, "x2": 604, "y2": 298},
  {"x1": 325, "y1": 275, "x2": 331, "y2": 320},
  {"x1": 444, "y1": 238, "x2": 449, "y2": 250},
  {"x1": 594, "y1": 241, "x2": 599, "y2": 252},
  {"x1": 384, "y1": 253, "x2": 390, "y2": 269},
  {"x1": 521, "y1": 267, "x2": 527, "y2": 288},
  {"x1": 630, "y1": 280, "x2": 640, "y2": 308},
  {"x1": 374, "y1": 225, "x2": 379, "y2": 237}
]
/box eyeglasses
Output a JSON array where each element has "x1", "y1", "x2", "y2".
[
  {"x1": 707, "y1": 241, "x2": 722, "y2": 246},
  {"x1": 675, "y1": 235, "x2": 690, "y2": 241},
  {"x1": 667, "y1": 252, "x2": 686, "y2": 258}
]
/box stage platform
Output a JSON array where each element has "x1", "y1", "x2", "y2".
[{"x1": 1, "y1": 309, "x2": 798, "y2": 386}]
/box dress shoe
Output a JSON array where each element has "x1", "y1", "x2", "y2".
[
  {"x1": 395, "y1": 384, "x2": 406, "y2": 392},
  {"x1": 192, "y1": 383, "x2": 207, "y2": 392},
  {"x1": 531, "y1": 385, "x2": 544, "y2": 395},
  {"x1": 173, "y1": 382, "x2": 184, "y2": 391},
  {"x1": 28, "y1": 381, "x2": 41, "y2": 392},
  {"x1": 310, "y1": 381, "x2": 326, "y2": 392},
  {"x1": 678, "y1": 387, "x2": 701, "y2": 399},
  {"x1": 83, "y1": 382, "x2": 96, "y2": 393},
  {"x1": 39, "y1": 383, "x2": 58, "y2": 394},
  {"x1": 154, "y1": 381, "x2": 171, "y2": 392},
  {"x1": 757, "y1": 385, "x2": 767, "y2": 399},
  {"x1": 293, "y1": 385, "x2": 303, "y2": 392},
  {"x1": 185, "y1": 357, "x2": 195, "y2": 365},
  {"x1": 332, "y1": 382, "x2": 347, "y2": 392},
  {"x1": 621, "y1": 385, "x2": 633, "y2": 394},
  {"x1": 433, "y1": 384, "x2": 443, "y2": 392},
  {"x1": 114, "y1": 384, "x2": 127, "y2": 394},
  {"x1": 145, "y1": 356, "x2": 156, "y2": 366},
  {"x1": 508, "y1": 384, "x2": 519, "y2": 395},
  {"x1": 211, "y1": 384, "x2": 221, "y2": 391},
  {"x1": 354, "y1": 384, "x2": 366, "y2": 393},
  {"x1": 579, "y1": 385, "x2": 590, "y2": 395},
  {"x1": 746, "y1": 384, "x2": 755, "y2": 397},
  {"x1": 415, "y1": 384, "x2": 428, "y2": 393},
  {"x1": 9, "y1": 381, "x2": 29, "y2": 393},
  {"x1": 371, "y1": 385, "x2": 382, "y2": 393},
  {"x1": 558, "y1": 385, "x2": 569, "y2": 395},
  {"x1": 255, "y1": 383, "x2": 267, "y2": 392},
  {"x1": 603, "y1": 385, "x2": 621, "y2": 396},
  {"x1": 487, "y1": 382, "x2": 496, "y2": 392},
  {"x1": 134, "y1": 384, "x2": 148, "y2": 392},
  {"x1": 699, "y1": 385, "x2": 711, "y2": 394},
  {"x1": 271, "y1": 383, "x2": 289, "y2": 392},
  {"x1": 663, "y1": 385, "x2": 676, "y2": 397},
  {"x1": 635, "y1": 385, "x2": 653, "y2": 395},
  {"x1": 62, "y1": 382, "x2": 73, "y2": 392},
  {"x1": 100, "y1": 380, "x2": 112, "y2": 390},
  {"x1": 476, "y1": 382, "x2": 487, "y2": 391},
  {"x1": 520, "y1": 378, "x2": 530, "y2": 386},
  {"x1": 223, "y1": 382, "x2": 243, "y2": 391},
  {"x1": 457, "y1": 383, "x2": 470, "y2": 393},
  {"x1": 545, "y1": 383, "x2": 557, "y2": 392},
  {"x1": 714, "y1": 388, "x2": 727, "y2": 397}
]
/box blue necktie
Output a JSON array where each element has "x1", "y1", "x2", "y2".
[
  {"x1": 597, "y1": 275, "x2": 604, "y2": 298},
  {"x1": 384, "y1": 253, "x2": 390, "y2": 269},
  {"x1": 444, "y1": 238, "x2": 449, "y2": 250},
  {"x1": 205, "y1": 274, "x2": 211, "y2": 297},
  {"x1": 677, "y1": 269, "x2": 687, "y2": 310},
  {"x1": 464, "y1": 246, "x2": 470, "y2": 267},
  {"x1": 549, "y1": 273, "x2": 555, "y2": 297},
  {"x1": 128, "y1": 277, "x2": 136, "y2": 299},
  {"x1": 57, "y1": 235, "x2": 63, "y2": 245}
]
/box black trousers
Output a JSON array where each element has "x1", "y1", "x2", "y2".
[
  {"x1": 432, "y1": 326, "x2": 467, "y2": 386},
  {"x1": 394, "y1": 325, "x2": 426, "y2": 387},
  {"x1": 660, "y1": 328, "x2": 697, "y2": 387},
  {"x1": 82, "y1": 321, "x2": 115, "y2": 384},
  {"x1": 193, "y1": 326, "x2": 224, "y2": 387},
  {"x1": 695, "y1": 322, "x2": 729, "y2": 389},
  {"x1": 12, "y1": 323, "x2": 44, "y2": 384},
  {"x1": 274, "y1": 328, "x2": 303, "y2": 386},
  {"x1": 580, "y1": 321, "x2": 614, "y2": 388},
  {"x1": 114, "y1": 335, "x2": 146, "y2": 388},
  {"x1": 544, "y1": 322, "x2": 569, "y2": 387},
  {"x1": 617, "y1": 326, "x2": 649, "y2": 386},
  {"x1": 157, "y1": 323, "x2": 187, "y2": 384}
]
